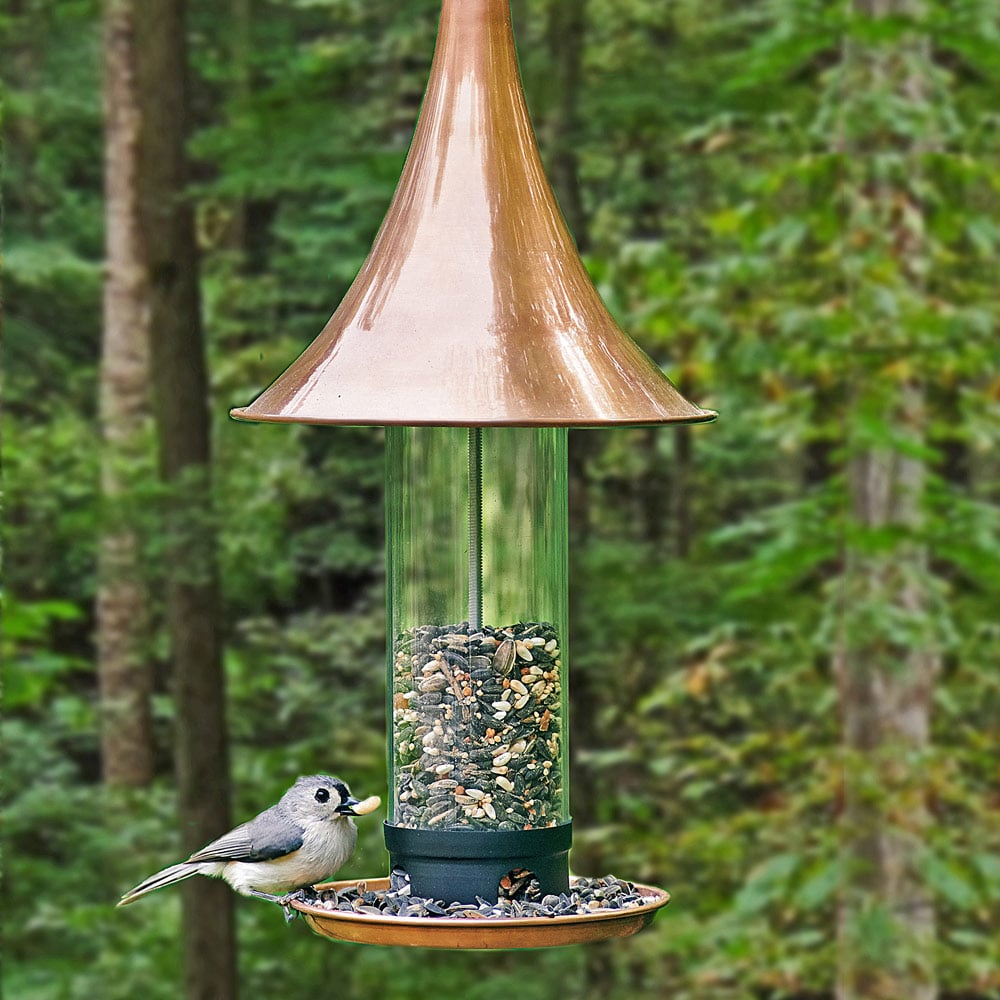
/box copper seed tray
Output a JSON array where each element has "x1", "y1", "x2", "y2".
[{"x1": 293, "y1": 877, "x2": 670, "y2": 949}]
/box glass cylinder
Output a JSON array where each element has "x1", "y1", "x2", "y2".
[{"x1": 385, "y1": 426, "x2": 570, "y2": 901}]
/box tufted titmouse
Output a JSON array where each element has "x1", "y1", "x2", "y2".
[{"x1": 118, "y1": 775, "x2": 381, "y2": 906}]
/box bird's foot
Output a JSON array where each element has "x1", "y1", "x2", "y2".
[
  {"x1": 247, "y1": 887, "x2": 304, "y2": 921},
  {"x1": 280, "y1": 889, "x2": 307, "y2": 922},
  {"x1": 247, "y1": 888, "x2": 284, "y2": 903}
]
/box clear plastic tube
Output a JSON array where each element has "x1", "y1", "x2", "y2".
[{"x1": 386, "y1": 426, "x2": 569, "y2": 831}]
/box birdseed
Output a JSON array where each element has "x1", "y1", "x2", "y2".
[
  {"x1": 297, "y1": 871, "x2": 651, "y2": 920},
  {"x1": 392, "y1": 621, "x2": 564, "y2": 829}
]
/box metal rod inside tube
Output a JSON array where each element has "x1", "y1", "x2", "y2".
[{"x1": 468, "y1": 427, "x2": 483, "y2": 630}]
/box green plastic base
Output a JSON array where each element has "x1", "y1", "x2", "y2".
[{"x1": 384, "y1": 821, "x2": 572, "y2": 904}]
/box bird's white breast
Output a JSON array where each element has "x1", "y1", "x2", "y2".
[{"x1": 223, "y1": 818, "x2": 357, "y2": 896}]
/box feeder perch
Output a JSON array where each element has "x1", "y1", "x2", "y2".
[{"x1": 232, "y1": 0, "x2": 714, "y2": 948}]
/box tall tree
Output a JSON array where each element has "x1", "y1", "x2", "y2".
[
  {"x1": 97, "y1": 0, "x2": 155, "y2": 787},
  {"x1": 543, "y1": 0, "x2": 589, "y2": 249},
  {"x1": 836, "y1": 2, "x2": 941, "y2": 996},
  {"x1": 129, "y1": 0, "x2": 237, "y2": 996}
]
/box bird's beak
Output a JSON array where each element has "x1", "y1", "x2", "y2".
[{"x1": 336, "y1": 796, "x2": 361, "y2": 816}]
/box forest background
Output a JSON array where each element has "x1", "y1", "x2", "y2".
[{"x1": 4, "y1": 0, "x2": 1000, "y2": 998}]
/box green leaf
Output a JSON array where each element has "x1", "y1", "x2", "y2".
[
  {"x1": 923, "y1": 853, "x2": 980, "y2": 910},
  {"x1": 733, "y1": 853, "x2": 801, "y2": 916},
  {"x1": 794, "y1": 860, "x2": 841, "y2": 910}
]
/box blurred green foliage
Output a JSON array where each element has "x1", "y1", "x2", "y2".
[{"x1": 3, "y1": 0, "x2": 999, "y2": 998}]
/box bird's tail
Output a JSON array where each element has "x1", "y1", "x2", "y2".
[{"x1": 117, "y1": 862, "x2": 201, "y2": 906}]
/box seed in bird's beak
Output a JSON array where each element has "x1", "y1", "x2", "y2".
[{"x1": 351, "y1": 795, "x2": 382, "y2": 816}]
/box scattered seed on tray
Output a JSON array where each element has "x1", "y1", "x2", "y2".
[{"x1": 296, "y1": 871, "x2": 652, "y2": 920}]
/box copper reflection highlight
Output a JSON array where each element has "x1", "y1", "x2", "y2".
[{"x1": 232, "y1": 0, "x2": 715, "y2": 427}]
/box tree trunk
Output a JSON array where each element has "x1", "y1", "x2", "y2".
[
  {"x1": 544, "y1": 0, "x2": 588, "y2": 250},
  {"x1": 836, "y1": 2, "x2": 938, "y2": 997},
  {"x1": 130, "y1": 1, "x2": 238, "y2": 997},
  {"x1": 97, "y1": 0, "x2": 155, "y2": 788},
  {"x1": 671, "y1": 373, "x2": 697, "y2": 559},
  {"x1": 224, "y1": 0, "x2": 252, "y2": 256},
  {"x1": 838, "y1": 387, "x2": 938, "y2": 1000},
  {"x1": 633, "y1": 426, "x2": 671, "y2": 552},
  {"x1": 510, "y1": 0, "x2": 527, "y2": 48}
]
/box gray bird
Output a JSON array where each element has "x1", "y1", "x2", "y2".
[{"x1": 118, "y1": 775, "x2": 380, "y2": 906}]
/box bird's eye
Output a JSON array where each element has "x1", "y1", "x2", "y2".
[{"x1": 314, "y1": 788, "x2": 330, "y2": 803}]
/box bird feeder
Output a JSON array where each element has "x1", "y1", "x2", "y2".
[{"x1": 232, "y1": 0, "x2": 714, "y2": 948}]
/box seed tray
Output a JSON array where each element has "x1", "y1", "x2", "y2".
[{"x1": 292, "y1": 877, "x2": 670, "y2": 949}]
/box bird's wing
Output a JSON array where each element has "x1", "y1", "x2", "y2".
[{"x1": 186, "y1": 809, "x2": 305, "y2": 863}]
